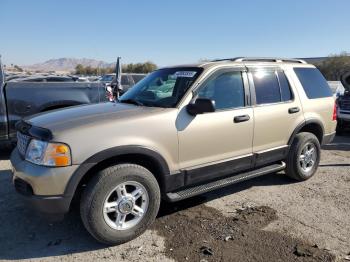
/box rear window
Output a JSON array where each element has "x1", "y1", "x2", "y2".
[
  {"x1": 131, "y1": 74, "x2": 146, "y2": 83},
  {"x1": 294, "y1": 68, "x2": 332, "y2": 99}
]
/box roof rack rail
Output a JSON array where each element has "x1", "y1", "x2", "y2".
[{"x1": 211, "y1": 57, "x2": 307, "y2": 64}]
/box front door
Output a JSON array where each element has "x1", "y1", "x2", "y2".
[{"x1": 178, "y1": 68, "x2": 254, "y2": 185}]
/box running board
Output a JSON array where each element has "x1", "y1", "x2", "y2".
[{"x1": 165, "y1": 162, "x2": 286, "y2": 202}]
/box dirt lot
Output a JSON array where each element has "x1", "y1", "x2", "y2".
[{"x1": 0, "y1": 135, "x2": 349, "y2": 262}]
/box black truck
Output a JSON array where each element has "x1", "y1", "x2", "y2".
[
  {"x1": 336, "y1": 72, "x2": 350, "y2": 133},
  {"x1": 0, "y1": 63, "x2": 107, "y2": 144}
]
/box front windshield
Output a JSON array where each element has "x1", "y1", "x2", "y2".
[{"x1": 119, "y1": 67, "x2": 203, "y2": 108}]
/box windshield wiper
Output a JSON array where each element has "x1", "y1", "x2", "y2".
[{"x1": 119, "y1": 98, "x2": 144, "y2": 106}]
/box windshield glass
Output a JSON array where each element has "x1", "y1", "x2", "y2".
[{"x1": 119, "y1": 67, "x2": 203, "y2": 108}]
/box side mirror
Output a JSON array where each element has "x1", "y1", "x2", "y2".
[{"x1": 187, "y1": 98, "x2": 215, "y2": 116}]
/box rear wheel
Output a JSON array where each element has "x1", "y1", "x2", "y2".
[
  {"x1": 285, "y1": 132, "x2": 321, "y2": 181},
  {"x1": 80, "y1": 164, "x2": 160, "y2": 245}
]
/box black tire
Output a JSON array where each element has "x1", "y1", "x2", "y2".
[
  {"x1": 285, "y1": 132, "x2": 321, "y2": 181},
  {"x1": 80, "y1": 164, "x2": 160, "y2": 245}
]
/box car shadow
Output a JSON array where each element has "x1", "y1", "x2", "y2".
[
  {"x1": 0, "y1": 150, "x2": 12, "y2": 160},
  {"x1": 0, "y1": 166, "x2": 295, "y2": 260},
  {"x1": 322, "y1": 134, "x2": 350, "y2": 151},
  {"x1": 0, "y1": 135, "x2": 348, "y2": 260}
]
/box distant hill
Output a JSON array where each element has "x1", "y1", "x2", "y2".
[{"x1": 23, "y1": 58, "x2": 115, "y2": 72}]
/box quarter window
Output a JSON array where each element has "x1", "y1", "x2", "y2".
[
  {"x1": 294, "y1": 68, "x2": 332, "y2": 99},
  {"x1": 197, "y1": 71, "x2": 245, "y2": 110}
]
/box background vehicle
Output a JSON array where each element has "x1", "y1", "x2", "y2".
[
  {"x1": 0, "y1": 64, "x2": 108, "y2": 144},
  {"x1": 0, "y1": 60, "x2": 147, "y2": 144},
  {"x1": 10, "y1": 75, "x2": 81, "y2": 82},
  {"x1": 336, "y1": 72, "x2": 350, "y2": 134},
  {"x1": 11, "y1": 57, "x2": 336, "y2": 245},
  {"x1": 101, "y1": 73, "x2": 146, "y2": 94}
]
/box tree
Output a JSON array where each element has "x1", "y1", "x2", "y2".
[
  {"x1": 75, "y1": 64, "x2": 86, "y2": 75},
  {"x1": 74, "y1": 62, "x2": 157, "y2": 75},
  {"x1": 315, "y1": 52, "x2": 350, "y2": 81},
  {"x1": 14, "y1": 65, "x2": 23, "y2": 72}
]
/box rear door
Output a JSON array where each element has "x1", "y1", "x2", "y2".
[{"x1": 248, "y1": 67, "x2": 304, "y2": 167}]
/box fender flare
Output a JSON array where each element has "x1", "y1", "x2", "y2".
[
  {"x1": 287, "y1": 119, "x2": 325, "y2": 145},
  {"x1": 64, "y1": 145, "x2": 170, "y2": 198}
]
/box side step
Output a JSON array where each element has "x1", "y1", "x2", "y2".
[{"x1": 165, "y1": 162, "x2": 286, "y2": 202}]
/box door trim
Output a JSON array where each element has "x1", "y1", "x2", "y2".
[{"x1": 171, "y1": 145, "x2": 290, "y2": 190}]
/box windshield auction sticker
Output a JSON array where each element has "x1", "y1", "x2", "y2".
[{"x1": 174, "y1": 71, "x2": 197, "y2": 78}]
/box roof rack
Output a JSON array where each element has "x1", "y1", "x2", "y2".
[{"x1": 212, "y1": 57, "x2": 307, "y2": 64}]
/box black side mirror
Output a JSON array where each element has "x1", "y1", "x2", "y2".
[{"x1": 187, "y1": 98, "x2": 215, "y2": 116}]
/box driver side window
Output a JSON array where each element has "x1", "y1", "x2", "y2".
[{"x1": 196, "y1": 71, "x2": 245, "y2": 110}]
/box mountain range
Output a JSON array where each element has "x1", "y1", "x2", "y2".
[{"x1": 23, "y1": 58, "x2": 115, "y2": 72}]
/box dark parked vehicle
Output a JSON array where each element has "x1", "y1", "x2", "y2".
[
  {"x1": 10, "y1": 75, "x2": 80, "y2": 82},
  {"x1": 0, "y1": 64, "x2": 107, "y2": 144},
  {"x1": 101, "y1": 73, "x2": 146, "y2": 94},
  {"x1": 336, "y1": 72, "x2": 350, "y2": 134}
]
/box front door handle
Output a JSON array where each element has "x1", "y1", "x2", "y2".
[
  {"x1": 234, "y1": 115, "x2": 250, "y2": 123},
  {"x1": 288, "y1": 107, "x2": 300, "y2": 114}
]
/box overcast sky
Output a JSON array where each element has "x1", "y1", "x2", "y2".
[{"x1": 1, "y1": 0, "x2": 350, "y2": 66}]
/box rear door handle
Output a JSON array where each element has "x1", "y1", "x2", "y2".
[
  {"x1": 288, "y1": 107, "x2": 300, "y2": 114},
  {"x1": 234, "y1": 115, "x2": 250, "y2": 123}
]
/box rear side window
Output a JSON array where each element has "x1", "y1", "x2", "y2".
[
  {"x1": 294, "y1": 68, "x2": 332, "y2": 99},
  {"x1": 252, "y1": 71, "x2": 281, "y2": 104},
  {"x1": 252, "y1": 70, "x2": 293, "y2": 105}
]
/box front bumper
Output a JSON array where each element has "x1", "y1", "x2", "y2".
[{"x1": 10, "y1": 148, "x2": 78, "y2": 215}]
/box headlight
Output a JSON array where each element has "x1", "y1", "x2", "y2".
[{"x1": 25, "y1": 139, "x2": 71, "y2": 167}]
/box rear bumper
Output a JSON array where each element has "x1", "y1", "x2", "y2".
[{"x1": 322, "y1": 132, "x2": 336, "y2": 145}]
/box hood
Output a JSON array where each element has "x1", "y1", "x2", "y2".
[{"x1": 27, "y1": 102, "x2": 164, "y2": 133}]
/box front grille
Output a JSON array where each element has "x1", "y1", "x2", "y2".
[
  {"x1": 17, "y1": 132, "x2": 31, "y2": 157},
  {"x1": 340, "y1": 98, "x2": 350, "y2": 111}
]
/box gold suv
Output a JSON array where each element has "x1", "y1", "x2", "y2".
[{"x1": 11, "y1": 57, "x2": 337, "y2": 244}]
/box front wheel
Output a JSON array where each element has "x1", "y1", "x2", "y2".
[
  {"x1": 80, "y1": 164, "x2": 161, "y2": 245},
  {"x1": 285, "y1": 132, "x2": 321, "y2": 181}
]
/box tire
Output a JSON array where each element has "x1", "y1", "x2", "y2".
[
  {"x1": 285, "y1": 132, "x2": 321, "y2": 181},
  {"x1": 80, "y1": 164, "x2": 161, "y2": 245}
]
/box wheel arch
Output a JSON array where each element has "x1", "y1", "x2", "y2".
[
  {"x1": 64, "y1": 146, "x2": 171, "y2": 206},
  {"x1": 288, "y1": 119, "x2": 324, "y2": 145}
]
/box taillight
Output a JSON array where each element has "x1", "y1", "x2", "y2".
[{"x1": 332, "y1": 102, "x2": 337, "y2": 121}]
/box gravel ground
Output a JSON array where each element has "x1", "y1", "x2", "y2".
[{"x1": 0, "y1": 135, "x2": 349, "y2": 262}]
